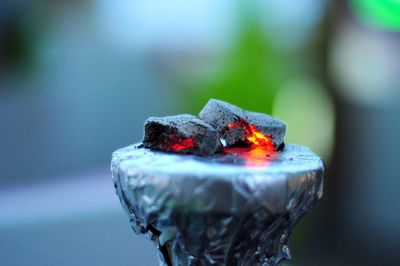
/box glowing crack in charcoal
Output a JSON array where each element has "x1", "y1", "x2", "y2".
[
  {"x1": 227, "y1": 120, "x2": 275, "y2": 151},
  {"x1": 143, "y1": 114, "x2": 222, "y2": 156},
  {"x1": 112, "y1": 99, "x2": 325, "y2": 266},
  {"x1": 169, "y1": 137, "x2": 196, "y2": 151},
  {"x1": 159, "y1": 134, "x2": 197, "y2": 152},
  {"x1": 223, "y1": 120, "x2": 277, "y2": 166}
]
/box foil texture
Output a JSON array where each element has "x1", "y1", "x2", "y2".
[{"x1": 112, "y1": 144, "x2": 324, "y2": 266}]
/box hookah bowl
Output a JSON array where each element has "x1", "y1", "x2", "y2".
[{"x1": 112, "y1": 143, "x2": 324, "y2": 266}]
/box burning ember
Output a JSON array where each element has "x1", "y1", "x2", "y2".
[
  {"x1": 143, "y1": 114, "x2": 222, "y2": 156},
  {"x1": 224, "y1": 118, "x2": 277, "y2": 166},
  {"x1": 227, "y1": 120, "x2": 275, "y2": 151},
  {"x1": 143, "y1": 99, "x2": 286, "y2": 163},
  {"x1": 169, "y1": 137, "x2": 196, "y2": 151}
]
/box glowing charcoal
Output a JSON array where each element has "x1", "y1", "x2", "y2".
[
  {"x1": 245, "y1": 111, "x2": 286, "y2": 150},
  {"x1": 199, "y1": 99, "x2": 248, "y2": 146},
  {"x1": 143, "y1": 114, "x2": 223, "y2": 155},
  {"x1": 199, "y1": 99, "x2": 286, "y2": 150},
  {"x1": 199, "y1": 99, "x2": 246, "y2": 146}
]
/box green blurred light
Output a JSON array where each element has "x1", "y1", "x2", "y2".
[
  {"x1": 272, "y1": 77, "x2": 335, "y2": 161},
  {"x1": 182, "y1": 10, "x2": 292, "y2": 115},
  {"x1": 351, "y1": 0, "x2": 400, "y2": 30}
]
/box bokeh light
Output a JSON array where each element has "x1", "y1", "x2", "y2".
[
  {"x1": 351, "y1": 0, "x2": 400, "y2": 30},
  {"x1": 273, "y1": 77, "x2": 335, "y2": 160},
  {"x1": 330, "y1": 20, "x2": 400, "y2": 107}
]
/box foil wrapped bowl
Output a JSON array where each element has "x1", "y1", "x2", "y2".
[{"x1": 112, "y1": 143, "x2": 324, "y2": 266}]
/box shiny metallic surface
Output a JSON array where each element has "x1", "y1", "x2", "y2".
[{"x1": 112, "y1": 143, "x2": 324, "y2": 266}]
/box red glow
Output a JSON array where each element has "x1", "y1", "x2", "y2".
[
  {"x1": 169, "y1": 137, "x2": 196, "y2": 151},
  {"x1": 224, "y1": 147, "x2": 276, "y2": 166}
]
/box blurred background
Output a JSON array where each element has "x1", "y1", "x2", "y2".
[{"x1": 1, "y1": 0, "x2": 399, "y2": 265}]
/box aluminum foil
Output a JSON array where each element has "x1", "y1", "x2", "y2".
[{"x1": 112, "y1": 144, "x2": 324, "y2": 266}]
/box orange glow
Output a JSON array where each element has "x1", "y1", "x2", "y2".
[
  {"x1": 223, "y1": 146, "x2": 276, "y2": 167},
  {"x1": 225, "y1": 120, "x2": 276, "y2": 166},
  {"x1": 227, "y1": 120, "x2": 275, "y2": 151},
  {"x1": 246, "y1": 124, "x2": 275, "y2": 151}
]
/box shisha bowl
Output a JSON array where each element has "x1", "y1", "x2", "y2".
[{"x1": 112, "y1": 143, "x2": 324, "y2": 266}]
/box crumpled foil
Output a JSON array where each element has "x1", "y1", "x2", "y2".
[{"x1": 112, "y1": 144, "x2": 324, "y2": 266}]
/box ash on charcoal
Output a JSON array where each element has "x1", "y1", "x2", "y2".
[
  {"x1": 199, "y1": 99, "x2": 286, "y2": 150},
  {"x1": 143, "y1": 114, "x2": 223, "y2": 156},
  {"x1": 198, "y1": 99, "x2": 248, "y2": 146},
  {"x1": 245, "y1": 111, "x2": 286, "y2": 150}
]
